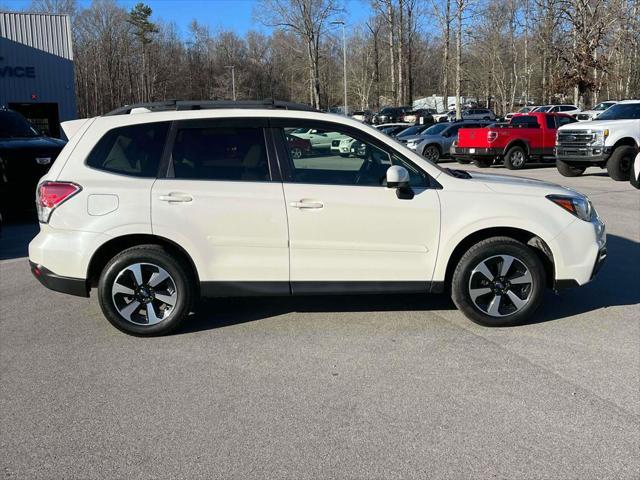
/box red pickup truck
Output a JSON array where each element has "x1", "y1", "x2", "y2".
[{"x1": 450, "y1": 113, "x2": 577, "y2": 169}]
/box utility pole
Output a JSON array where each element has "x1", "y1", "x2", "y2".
[
  {"x1": 331, "y1": 21, "x2": 347, "y2": 115},
  {"x1": 225, "y1": 65, "x2": 236, "y2": 101}
]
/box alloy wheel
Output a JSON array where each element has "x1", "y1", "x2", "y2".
[
  {"x1": 468, "y1": 254, "x2": 533, "y2": 317},
  {"x1": 291, "y1": 147, "x2": 303, "y2": 159},
  {"x1": 510, "y1": 150, "x2": 525, "y2": 168},
  {"x1": 423, "y1": 145, "x2": 440, "y2": 162},
  {"x1": 111, "y1": 263, "x2": 178, "y2": 325}
]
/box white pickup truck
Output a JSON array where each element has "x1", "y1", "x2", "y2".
[{"x1": 555, "y1": 100, "x2": 640, "y2": 180}]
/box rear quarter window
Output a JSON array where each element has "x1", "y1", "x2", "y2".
[{"x1": 86, "y1": 122, "x2": 169, "y2": 177}]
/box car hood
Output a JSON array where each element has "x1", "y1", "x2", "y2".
[
  {"x1": 463, "y1": 171, "x2": 573, "y2": 196},
  {"x1": 559, "y1": 118, "x2": 638, "y2": 130},
  {"x1": 0, "y1": 136, "x2": 66, "y2": 154}
]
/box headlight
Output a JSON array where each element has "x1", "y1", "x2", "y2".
[
  {"x1": 590, "y1": 129, "x2": 609, "y2": 146},
  {"x1": 406, "y1": 141, "x2": 418, "y2": 150},
  {"x1": 546, "y1": 194, "x2": 595, "y2": 221}
]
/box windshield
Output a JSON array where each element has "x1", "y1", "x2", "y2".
[
  {"x1": 397, "y1": 125, "x2": 430, "y2": 137},
  {"x1": 519, "y1": 107, "x2": 533, "y2": 113},
  {"x1": 593, "y1": 102, "x2": 615, "y2": 111},
  {"x1": 291, "y1": 128, "x2": 309, "y2": 134},
  {"x1": 597, "y1": 103, "x2": 640, "y2": 120},
  {"x1": 534, "y1": 106, "x2": 551, "y2": 112},
  {"x1": 423, "y1": 123, "x2": 449, "y2": 135},
  {"x1": 0, "y1": 111, "x2": 41, "y2": 138}
]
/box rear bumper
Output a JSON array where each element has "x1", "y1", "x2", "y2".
[
  {"x1": 29, "y1": 261, "x2": 89, "y2": 297},
  {"x1": 555, "y1": 146, "x2": 612, "y2": 164},
  {"x1": 451, "y1": 146, "x2": 499, "y2": 159}
]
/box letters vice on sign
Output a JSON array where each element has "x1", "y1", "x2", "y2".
[{"x1": 0, "y1": 56, "x2": 36, "y2": 78}]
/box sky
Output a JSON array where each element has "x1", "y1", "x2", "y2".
[{"x1": 2, "y1": 0, "x2": 373, "y2": 37}]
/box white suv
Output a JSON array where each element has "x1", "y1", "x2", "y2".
[{"x1": 29, "y1": 100, "x2": 607, "y2": 336}]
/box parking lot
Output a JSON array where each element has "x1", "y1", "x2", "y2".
[{"x1": 1, "y1": 164, "x2": 638, "y2": 479}]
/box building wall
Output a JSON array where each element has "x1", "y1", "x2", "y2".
[{"x1": 0, "y1": 12, "x2": 76, "y2": 123}]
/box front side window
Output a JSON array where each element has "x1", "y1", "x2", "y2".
[
  {"x1": 171, "y1": 126, "x2": 270, "y2": 181},
  {"x1": 86, "y1": 122, "x2": 169, "y2": 177},
  {"x1": 281, "y1": 126, "x2": 428, "y2": 188}
]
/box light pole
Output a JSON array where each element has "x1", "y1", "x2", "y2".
[
  {"x1": 225, "y1": 65, "x2": 236, "y2": 101},
  {"x1": 331, "y1": 21, "x2": 347, "y2": 115}
]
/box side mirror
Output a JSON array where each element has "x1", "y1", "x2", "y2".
[{"x1": 386, "y1": 165, "x2": 414, "y2": 199}]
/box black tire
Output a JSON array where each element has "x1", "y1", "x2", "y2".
[
  {"x1": 556, "y1": 159, "x2": 586, "y2": 177},
  {"x1": 504, "y1": 145, "x2": 528, "y2": 170},
  {"x1": 451, "y1": 236, "x2": 546, "y2": 327},
  {"x1": 474, "y1": 158, "x2": 493, "y2": 168},
  {"x1": 422, "y1": 144, "x2": 441, "y2": 163},
  {"x1": 457, "y1": 159, "x2": 471, "y2": 165},
  {"x1": 606, "y1": 146, "x2": 636, "y2": 181},
  {"x1": 98, "y1": 245, "x2": 194, "y2": 336},
  {"x1": 290, "y1": 147, "x2": 303, "y2": 159}
]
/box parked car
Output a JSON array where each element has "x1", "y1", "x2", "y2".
[
  {"x1": 452, "y1": 113, "x2": 577, "y2": 169},
  {"x1": 555, "y1": 100, "x2": 640, "y2": 180},
  {"x1": 374, "y1": 106, "x2": 412, "y2": 124},
  {"x1": 395, "y1": 124, "x2": 434, "y2": 141},
  {"x1": 575, "y1": 101, "x2": 617, "y2": 121},
  {"x1": 286, "y1": 134, "x2": 312, "y2": 159},
  {"x1": 374, "y1": 123, "x2": 411, "y2": 137},
  {"x1": 533, "y1": 105, "x2": 581, "y2": 116},
  {"x1": 0, "y1": 108, "x2": 66, "y2": 221},
  {"x1": 351, "y1": 110, "x2": 374, "y2": 123},
  {"x1": 631, "y1": 151, "x2": 640, "y2": 189},
  {"x1": 505, "y1": 106, "x2": 541, "y2": 120},
  {"x1": 402, "y1": 109, "x2": 435, "y2": 125},
  {"x1": 288, "y1": 127, "x2": 345, "y2": 151},
  {"x1": 29, "y1": 99, "x2": 606, "y2": 335},
  {"x1": 432, "y1": 111, "x2": 451, "y2": 123},
  {"x1": 405, "y1": 121, "x2": 491, "y2": 162},
  {"x1": 447, "y1": 108, "x2": 496, "y2": 121}
]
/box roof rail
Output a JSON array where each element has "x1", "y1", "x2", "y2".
[{"x1": 104, "y1": 99, "x2": 319, "y2": 116}]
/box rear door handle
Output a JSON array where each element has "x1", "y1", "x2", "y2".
[
  {"x1": 158, "y1": 193, "x2": 193, "y2": 203},
  {"x1": 289, "y1": 201, "x2": 324, "y2": 209}
]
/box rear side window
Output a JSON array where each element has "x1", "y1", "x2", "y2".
[
  {"x1": 86, "y1": 122, "x2": 169, "y2": 177},
  {"x1": 511, "y1": 116, "x2": 540, "y2": 128},
  {"x1": 171, "y1": 127, "x2": 270, "y2": 182}
]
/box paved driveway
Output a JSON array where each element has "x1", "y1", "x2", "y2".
[{"x1": 1, "y1": 164, "x2": 638, "y2": 479}]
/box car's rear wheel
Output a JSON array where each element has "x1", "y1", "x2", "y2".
[
  {"x1": 98, "y1": 245, "x2": 194, "y2": 336},
  {"x1": 290, "y1": 147, "x2": 303, "y2": 159},
  {"x1": 606, "y1": 146, "x2": 635, "y2": 181},
  {"x1": 504, "y1": 146, "x2": 528, "y2": 170},
  {"x1": 451, "y1": 237, "x2": 545, "y2": 327},
  {"x1": 422, "y1": 144, "x2": 441, "y2": 162},
  {"x1": 457, "y1": 159, "x2": 471, "y2": 164},
  {"x1": 556, "y1": 159, "x2": 586, "y2": 177}
]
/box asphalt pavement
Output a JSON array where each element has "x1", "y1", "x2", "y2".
[{"x1": 1, "y1": 163, "x2": 638, "y2": 479}]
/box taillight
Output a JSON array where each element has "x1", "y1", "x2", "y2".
[
  {"x1": 487, "y1": 130, "x2": 498, "y2": 142},
  {"x1": 36, "y1": 181, "x2": 82, "y2": 223}
]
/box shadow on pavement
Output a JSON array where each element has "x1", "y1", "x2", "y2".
[
  {"x1": 0, "y1": 221, "x2": 39, "y2": 260},
  {"x1": 180, "y1": 234, "x2": 639, "y2": 334},
  {"x1": 534, "y1": 234, "x2": 639, "y2": 323}
]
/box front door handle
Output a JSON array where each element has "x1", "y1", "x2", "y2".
[
  {"x1": 289, "y1": 200, "x2": 324, "y2": 209},
  {"x1": 158, "y1": 193, "x2": 193, "y2": 203}
]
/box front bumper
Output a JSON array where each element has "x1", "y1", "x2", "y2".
[
  {"x1": 30, "y1": 261, "x2": 89, "y2": 297},
  {"x1": 555, "y1": 146, "x2": 612, "y2": 164}
]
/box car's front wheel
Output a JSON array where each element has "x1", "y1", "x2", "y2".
[
  {"x1": 98, "y1": 245, "x2": 194, "y2": 336},
  {"x1": 290, "y1": 147, "x2": 303, "y2": 159},
  {"x1": 422, "y1": 144, "x2": 441, "y2": 162},
  {"x1": 556, "y1": 159, "x2": 586, "y2": 177},
  {"x1": 451, "y1": 237, "x2": 545, "y2": 327}
]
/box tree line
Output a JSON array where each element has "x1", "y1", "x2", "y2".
[{"x1": 28, "y1": 0, "x2": 640, "y2": 118}]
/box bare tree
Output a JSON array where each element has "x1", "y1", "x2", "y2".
[{"x1": 257, "y1": 0, "x2": 340, "y2": 109}]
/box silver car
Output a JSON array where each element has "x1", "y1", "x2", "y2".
[{"x1": 404, "y1": 121, "x2": 488, "y2": 163}]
